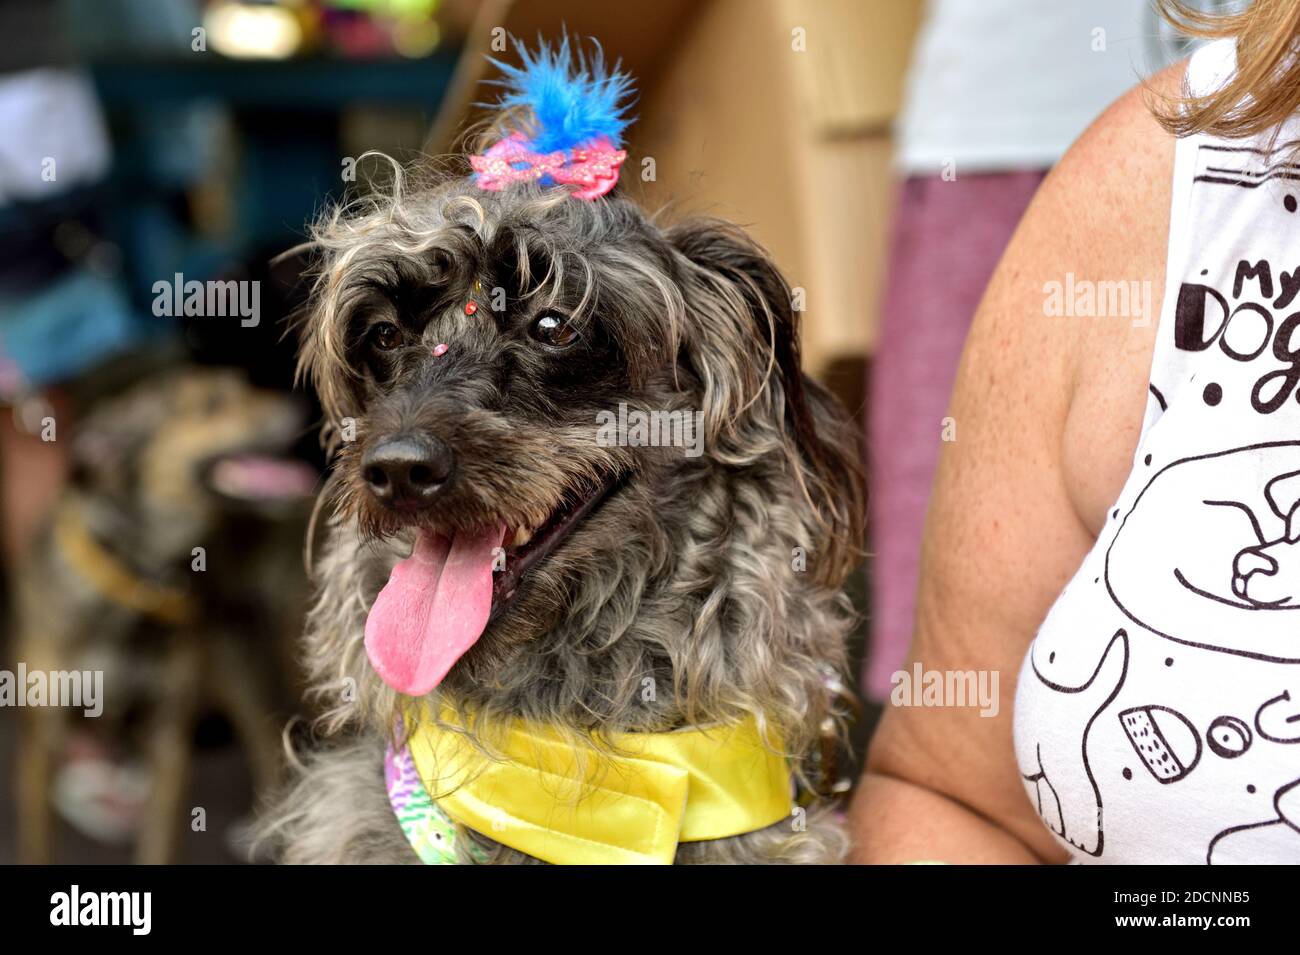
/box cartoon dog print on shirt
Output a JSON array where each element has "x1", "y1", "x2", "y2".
[
  {"x1": 1018, "y1": 443, "x2": 1300, "y2": 862},
  {"x1": 1232, "y1": 468, "x2": 1300, "y2": 607},
  {"x1": 1107, "y1": 442, "x2": 1300, "y2": 664},
  {"x1": 1018, "y1": 628, "x2": 1129, "y2": 857},
  {"x1": 1100, "y1": 444, "x2": 1300, "y2": 861}
]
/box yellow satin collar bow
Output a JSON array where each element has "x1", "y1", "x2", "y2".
[{"x1": 407, "y1": 705, "x2": 794, "y2": 865}]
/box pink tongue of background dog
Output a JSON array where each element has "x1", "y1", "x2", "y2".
[{"x1": 364, "y1": 523, "x2": 505, "y2": 695}]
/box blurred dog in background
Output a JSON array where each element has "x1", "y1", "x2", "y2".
[{"x1": 12, "y1": 367, "x2": 316, "y2": 863}]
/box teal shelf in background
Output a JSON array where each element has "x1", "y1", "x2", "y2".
[{"x1": 90, "y1": 51, "x2": 459, "y2": 109}]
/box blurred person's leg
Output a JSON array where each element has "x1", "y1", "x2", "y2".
[
  {"x1": 0, "y1": 391, "x2": 71, "y2": 566},
  {"x1": 865, "y1": 170, "x2": 1045, "y2": 699}
]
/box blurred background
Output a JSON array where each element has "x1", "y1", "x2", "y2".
[{"x1": 0, "y1": 0, "x2": 1202, "y2": 863}]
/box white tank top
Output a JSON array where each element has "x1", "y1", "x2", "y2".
[{"x1": 1013, "y1": 39, "x2": 1300, "y2": 864}]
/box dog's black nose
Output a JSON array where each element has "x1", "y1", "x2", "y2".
[{"x1": 362, "y1": 434, "x2": 455, "y2": 509}]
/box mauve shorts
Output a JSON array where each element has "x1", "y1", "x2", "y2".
[{"x1": 864, "y1": 169, "x2": 1047, "y2": 699}]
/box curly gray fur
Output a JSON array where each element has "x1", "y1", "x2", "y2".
[{"x1": 258, "y1": 157, "x2": 865, "y2": 865}]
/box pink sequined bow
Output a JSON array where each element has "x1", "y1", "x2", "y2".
[{"x1": 470, "y1": 133, "x2": 627, "y2": 200}]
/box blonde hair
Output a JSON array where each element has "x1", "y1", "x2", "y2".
[{"x1": 1154, "y1": 0, "x2": 1300, "y2": 140}]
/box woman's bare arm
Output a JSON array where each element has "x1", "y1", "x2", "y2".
[{"x1": 849, "y1": 67, "x2": 1181, "y2": 863}]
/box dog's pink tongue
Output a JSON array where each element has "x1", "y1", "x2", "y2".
[{"x1": 364, "y1": 524, "x2": 505, "y2": 695}]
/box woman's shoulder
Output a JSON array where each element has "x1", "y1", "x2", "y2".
[{"x1": 1040, "y1": 58, "x2": 1185, "y2": 251}]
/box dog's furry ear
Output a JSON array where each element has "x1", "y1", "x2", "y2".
[
  {"x1": 667, "y1": 219, "x2": 865, "y2": 583},
  {"x1": 281, "y1": 242, "x2": 355, "y2": 445}
]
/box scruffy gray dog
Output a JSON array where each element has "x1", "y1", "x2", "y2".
[{"x1": 260, "y1": 44, "x2": 865, "y2": 864}]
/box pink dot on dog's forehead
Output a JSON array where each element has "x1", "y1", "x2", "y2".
[{"x1": 432, "y1": 343, "x2": 449, "y2": 357}]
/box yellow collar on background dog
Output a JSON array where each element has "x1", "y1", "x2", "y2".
[
  {"x1": 54, "y1": 505, "x2": 197, "y2": 627},
  {"x1": 407, "y1": 705, "x2": 793, "y2": 865}
]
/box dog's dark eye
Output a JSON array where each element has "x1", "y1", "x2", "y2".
[
  {"x1": 370, "y1": 322, "x2": 402, "y2": 351},
  {"x1": 529, "y1": 313, "x2": 577, "y2": 349}
]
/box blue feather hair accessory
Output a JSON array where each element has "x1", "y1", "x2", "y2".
[{"x1": 470, "y1": 36, "x2": 636, "y2": 200}]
